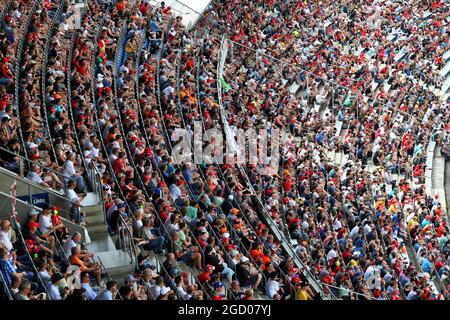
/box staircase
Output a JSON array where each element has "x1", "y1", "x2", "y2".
[
  {"x1": 439, "y1": 50, "x2": 450, "y2": 101},
  {"x1": 82, "y1": 196, "x2": 135, "y2": 280},
  {"x1": 430, "y1": 146, "x2": 448, "y2": 214}
]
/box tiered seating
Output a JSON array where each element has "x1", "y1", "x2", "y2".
[
  {"x1": 208, "y1": 0, "x2": 450, "y2": 300},
  {"x1": 1, "y1": 0, "x2": 449, "y2": 301}
]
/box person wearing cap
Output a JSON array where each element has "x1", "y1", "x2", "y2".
[
  {"x1": 221, "y1": 194, "x2": 235, "y2": 214},
  {"x1": 212, "y1": 281, "x2": 227, "y2": 300},
  {"x1": 46, "y1": 272, "x2": 68, "y2": 300},
  {"x1": 22, "y1": 220, "x2": 55, "y2": 267},
  {"x1": 108, "y1": 201, "x2": 128, "y2": 234},
  {"x1": 227, "y1": 207, "x2": 240, "y2": 223},
  {"x1": 236, "y1": 256, "x2": 262, "y2": 290},
  {"x1": 197, "y1": 264, "x2": 215, "y2": 284},
  {"x1": 80, "y1": 272, "x2": 97, "y2": 300},
  {"x1": 124, "y1": 274, "x2": 147, "y2": 300}
]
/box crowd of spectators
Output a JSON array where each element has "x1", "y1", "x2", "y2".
[
  {"x1": 0, "y1": 0, "x2": 449, "y2": 301},
  {"x1": 203, "y1": 0, "x2": 450, "y2": 299}
]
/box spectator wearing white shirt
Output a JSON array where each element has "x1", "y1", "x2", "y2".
[
  {"x1": 266, "y1": 272, "x2": 284, "y2": 299},
  {"x1": 26, "y1": 164, "x2": 64, "y2": 191},
  {"x1": 62, "y1": 153, "x2": 87, "y2": 194},
  {"x1": 149, "y1": 276, "x2": 171, "y2": 300},
  {"x1": 65, "y1": 180, "x2": 84, "y2": 204},
  {"x1": 169, "y1": 179, "x2": 183, "y2": 205},
  {"x1": 63, "y1": 232, "x2": 94, "y2": 263},
  {"x1": 26, "y1": 164, "x2": 49, "y2": 188},
  {"x1": 0, "y1": 220, "x2": 13, "y2": 251}
]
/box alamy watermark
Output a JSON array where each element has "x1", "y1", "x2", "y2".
[{"x1": 171, "y1": 121, "x2": 286, "y2": 173}]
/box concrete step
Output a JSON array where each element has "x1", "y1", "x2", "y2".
[
  {"x1": 94, "y1": 250, "x2": 135, "y2": 275},
  {"x1": 85, "y1": 213, "x2": 106, "y2": 226},
  {"x1": 86, "y1": 223, "x2": 109, "y2": 234},
  {"x1": 81, "y1": 192, "x2": 100, "y2": 206},
  {"x1": 80, "y1": 193, "x2": 103, "y2": 215},
  {"x1": 87, "y1": 231, "x2": 117, "y2": 253}
]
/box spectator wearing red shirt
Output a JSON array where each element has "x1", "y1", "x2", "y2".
[
  {"x1": 112, "y1": 151, "x2": 127, "y2": 175},
  {"x1": 197, "y1": 264, "x2": 214, "y2": 284}
]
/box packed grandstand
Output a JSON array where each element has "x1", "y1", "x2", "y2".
[{"x1": 0, "y1": 0, "x2": 449, "y2": 301}]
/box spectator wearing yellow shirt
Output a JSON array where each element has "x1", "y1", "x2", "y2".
[{"x1": 295, "y1": 283, "x2": 313, "y2": 300}]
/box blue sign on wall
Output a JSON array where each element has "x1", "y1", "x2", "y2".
[{"x1": 17, "y1": 193, "x2": 49, "y2": 208}]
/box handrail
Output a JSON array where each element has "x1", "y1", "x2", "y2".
[
  {"x1": 54, "y1": 230, "x2": 70, "y2": 266},
  {"x1": 155, "y1": 26, "x2": 210, "y2": 267},
  {"x1": 66, "y1": 14, "x2": 103, "y2": 203},
  {"x1": 40, "y1": 0, "x2": 65, "y2": 165},
  {"x1": 116, "y1": 213, "x2": 136, "y2": 265},
  {"x1": 0, "y1": 266, "x2": 13, "y2": 300},
  {"x1": 88, "y1": 6, "x2": 134, "y2": 219},
  {"x1": 0, "y1": 164, "x2": 81, "y2": 208},
  {"x1": 216, "y1": 34, "x2": 330, "y2": 299},
  {"x1": 191, "y1": 36, "x2": 298, "y2": 298},
  {"x1": 95, "y1": 255, "x2": 124, "y2": 300},
  {"x1": 0, "y1": 145, "x2": 74, "y2": 184},
  {"x1": 13, "y1": 0, "x2": 41, "y2": 161},
  {"x1": 0, "y1": 0, "x2": 14, "y2": 29},
  {"x1": 10, "y1": 211, "x2": 52, "y2": 299},
  {"x1": 66, "y1": 26, "x2": 93, "y2": 187}
]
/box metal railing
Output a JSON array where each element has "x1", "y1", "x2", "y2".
[
  {"x1": 40, "y1": 0, "x2": 66, "y2": 165},
  {"x1": 12, "y1": 0, "x2": 41, "y2": 161},
  {"x1": 0, "y1": 0, "x2": 14, "y2": 28},
  {"x1": 116, "y1": 214, "x2": 136, "y2": 266},
  {"x1": 216, "y1": 34, "x2": 331, "y2": 299},
  {"x1": 8, "y1": 202, "x2": 52, "y2": 299},
  {"x1": 0, "y1": 146, "x2": 81, "y2": 207},
  {"x1": 0, "y1": 267, "x2": 13, "y2": 300}
]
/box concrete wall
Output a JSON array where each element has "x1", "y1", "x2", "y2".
[
  {"x1": 0, "y1": 167, "x2": 74, "y2": 219},
  {"x1": 0, "y1": 191, "x2": 90, "y2": 243}
]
